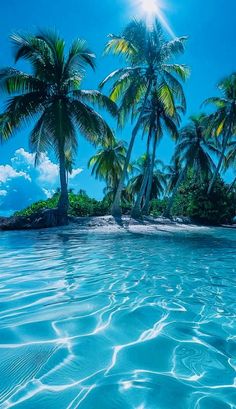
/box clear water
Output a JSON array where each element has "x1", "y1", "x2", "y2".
[{"x1": 0, "y1": 227, "x2": 235, "y2": 409}]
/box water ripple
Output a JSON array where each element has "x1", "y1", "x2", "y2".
[{"x1": 0, "y1": 227, "x2": 235, "y2": 408}]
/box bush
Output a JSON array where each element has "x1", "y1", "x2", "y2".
[
  {"x1": 69, "y1": 192, "x2": 109, "y2": 217},
  {"x1": 14, "y1": 195, "x2": 59, "y2": 217},
  {"x1": 14, "y1": 192, "x2": 110, "y2": 218},
  {"x1": 150, "y1": 198, "x2": 168, "y2": 217},
  {"x1": 171, "y1": 176, "x2": 236, "y2": 225}
]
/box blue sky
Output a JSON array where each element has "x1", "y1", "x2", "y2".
[{"x1": 0, "y1": 0, "x2": 235, "y2": 214}]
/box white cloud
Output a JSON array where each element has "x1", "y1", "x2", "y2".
[
  {"x1": 12, "y1": 148, "x2": 35, "y2": 166},
  {"x1": 11, "y1": 148, "x2": 83, "y2": 184},
  {"x1": 69, "y1": 168, "x2": 83, "y2": 179},
  {"x1": 12, "y1": 149, "x2": 58, "y2": 185},
  {"x1": 0, "y1": 148, "x2": 83, "y2": 213},
  {"x1": 37, "y1": 154, "x2": 59, "y2": 184},
  {"x1": 42, "y1": 188, "x2": 55, "y2": 198},
  {"x1": 0, "y1": 164, "x2": 31, "y2": 184}
]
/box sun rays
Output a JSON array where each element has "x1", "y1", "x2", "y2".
[{"x1": 131, "y1": 0, "x2": 175, "y2": 37}]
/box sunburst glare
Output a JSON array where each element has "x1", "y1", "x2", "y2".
[{"x1": 131, "y1": 0, "x2": 175, "y2": 37}]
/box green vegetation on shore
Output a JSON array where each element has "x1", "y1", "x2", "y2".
[
  {"x1": 14, "y1": 173, "x2": 236, "y2": 225},
  {"x1": 14, "y1": 191, "x2": 109, "y2": 218},
  {"x1": 0, "y1": 19, "x2": 235, "y2": 227}
]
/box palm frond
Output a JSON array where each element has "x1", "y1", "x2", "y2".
[{"x1": 73, "y1": 90, "x2": 117, "y2": 116}]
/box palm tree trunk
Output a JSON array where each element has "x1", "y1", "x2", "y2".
[
  {"x1": 57, "y1": 150, "x2": 69, "y2": 225},
  {"x1": 111, "y1": 79, "x2": 153, "y2": 218},
  {"x1": 163, "y1": 166, "x2": 187, "y2": 218},
  {"x1": 131, "y1": 157, "x2": 150, "y2": 219},
  {"x1": 142, "y1": 135, "x2": 158, "y2": 215},
  {"x1": 131, "y1": 130, "x2": 152, "y2": 219},
  {"x1": 227, "y1": 176, "x2": 236, "y2": 193},
  {"x1": 207, "y1": 131, "x2": 230, "y2": 194},
  {"x1": 111, "y1": 129, "x2": 138, "y2": 217}
]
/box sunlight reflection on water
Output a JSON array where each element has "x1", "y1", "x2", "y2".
[{"x1": 0, "y1": 227, "x2": 235, "y2": 408}]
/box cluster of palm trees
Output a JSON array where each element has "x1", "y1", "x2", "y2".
[{"x1": 0, "y1": 21, "x2": 235, "y2": 224}]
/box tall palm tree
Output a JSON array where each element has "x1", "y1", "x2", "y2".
[
  {"x1": 131, "y1": 87, "x2": 181, "y2": 217},
  {"x1": 88, "y1": 135, "x2": 127, "y2": 198},
  {"x1": 100, "y1": 19, "x2": 188, "y2": 217},
  {"x1": 0, "y1": 31, "x2": 116, "y2": 224},
  {"x1": 203, "y1": 72, "x2": 236, "y2": 194},
  {"x1": 164, "y1": 114, "x2": 217, "y2": 217}
]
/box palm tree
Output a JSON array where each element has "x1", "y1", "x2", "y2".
[
  {"x1": 127, "y1": 155, "x2": 166, "y2": 206},
  {"x1": 164, "y1": 114, "x2": 217, "y2": 217},
  {"x1": 100, "y1": 19, "x2": 188, "y2": 217},
  {"x1": 131, "y1": 87, "x2": 181, "y2": 217},
  {"x1": 203, "y1": 73, "x2": 236, "y2": 194},
  {"x1": 165, "y1": 156, "x2": 183, "y2": 195},
  {"x1": 149, "y1": 168, "x2": 167, "y2": 199},
  {"x1": 0, "y1": 31, "x2": 116, "y2": 224},
  {"x1": 224, "y1": 139, "x2": 236, "y2": 192},
  {"x1": 88, "y1": 135, "x2": 127, "y2": 198},
  {"x1": 127, "y1": 155, "x2": 149, "y2": 205}
]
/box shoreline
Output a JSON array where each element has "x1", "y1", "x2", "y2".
[
  {"x1": 66, "y1": 215, "x2": 224, "y2": 234},
  {"x1": 0, "y1": 213, "x2": 235, "y2": 233}
]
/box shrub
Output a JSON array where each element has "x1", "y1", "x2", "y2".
[
  {"x1": 69, "y1": 192, "x2": 109, "y2": 217},
  {"x1": 150, "y1": 198, "x2": 168, "y2": 217},
  {"x1": 14, "y1": 194, "x2": 60, "y2": 217},
  {"x1": 171, "y1": 176, "x2": 236, "y2": 225},
  {"x1": 14, "y1": 192, "x2": 110, "y2": 218}
]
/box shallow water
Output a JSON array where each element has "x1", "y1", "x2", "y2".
[{"x1": 0, "y1": 227, "x2": 235, "y2": 409}]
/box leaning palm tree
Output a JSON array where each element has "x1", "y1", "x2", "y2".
[
  {"x1": 203, "y1": 72, "x2": 236, "y2": 194},
  {"x1": 88, "y1": 135, "x2": 127, "y2": 198},
  {"x1": 164, "y1": 114, "x2": 217, "y2": 217},
  {"x1": 0, "y1": 31, "x2": 116, "y2": 224},
  {"x1": 131, "y1": 87, "x2": 182, "y2": 217},
  {"x1": 100, "y1": 19, "x2": 188, "y2": 217}
]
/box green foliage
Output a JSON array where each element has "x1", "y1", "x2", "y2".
[
  {"x1": 150, "y1": 173, "x2": 236, "y2": 224},
  {"x1": 171, "y1": 176, "x2": 236, "y2": 225},
  {"x1": 11, "y1": 179, "x2": 236, "y2": 225},
  {"x1": 88, "y1": 136, "x2": 127, "y2": 192},
  {"x1": 14, "y1": 192, "x2": 110, "y2": 218},
  {"x1": 68, "y1": 192, "x2": 109, "y2": 217},
  {"x1": 150, "y1": 198, "x2": 168, "y2": 216},
  {"x1": 174, "y1": 114, "x2": 218, "y2": 178},
  {"x1": 14, "y1": 195, "x2": 59, "y2": 217}
]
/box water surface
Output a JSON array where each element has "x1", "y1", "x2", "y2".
[{"x1": 0, "y1": 227, "x2": 235, "y2": 408}]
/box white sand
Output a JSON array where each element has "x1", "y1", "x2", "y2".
[{"x1": 69, "y1": 215, "x2": 210, "y2": 235}]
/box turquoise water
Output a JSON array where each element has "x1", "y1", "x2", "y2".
[{"x1": 0, "y1": 227, "x2": 235, "y2": 409}]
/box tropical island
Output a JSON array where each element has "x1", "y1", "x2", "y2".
[
  {"x1": 0, "y1": 18, "x2": 235, "y2": 230},
  {"x1": 0, "y1": 2, "x2": 236, "y2": 409}
]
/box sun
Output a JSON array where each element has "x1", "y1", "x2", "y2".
[
  {"x1": 139, "y1": 0, "x2": 159, "y2": 16},
  {"x1": 132, "y1": 0, "x2": 175, "y2": 37}
]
